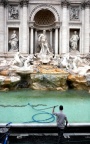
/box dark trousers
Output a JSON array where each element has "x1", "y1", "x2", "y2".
[{"x1": 57, "y1": 127, "x2": 64, "y2": 144}]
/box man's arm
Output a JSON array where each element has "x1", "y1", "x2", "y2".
[
  {"x1": 52, "y1": 106, "x2": 55, "y2": 114},
  {"x1": 65, "y1": 117, "x2": 68, "y2": 127},
  {"x1": 52, "y1": 106, "x2": 58, "y2": 114}
]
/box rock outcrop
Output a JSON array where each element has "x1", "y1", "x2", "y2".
[
  {"x1": 30, "y1": 65, "x2": 69, "y2": 91},
  {"x1": 67, "y1": 74, "x2": 90, "y2": 91}
]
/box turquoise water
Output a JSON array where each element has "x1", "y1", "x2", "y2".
[{"x1": 0, "y1": 89, "x2": 90, "y2": 124}]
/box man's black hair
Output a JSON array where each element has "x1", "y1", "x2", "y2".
[{"x1": 59, "y1": 105, "x2": 63, "y2": 110}]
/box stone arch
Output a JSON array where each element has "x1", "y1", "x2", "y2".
[
  {"x1": 30, "y1": 4, "x2": 60, "y2": 22},
  {"x1": 34, "y1": 9, "x2": 55, "y2": 26}
]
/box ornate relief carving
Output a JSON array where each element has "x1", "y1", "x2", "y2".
[
  {"x1": 70, "y1": 7, "x2": 79, "y2": 21},
  {"x1": 20, "y1": 0, "x2": 29, "y2": 7},
  {"x1": 8, "y1": 5, "x2": 19, "y2": 20}
]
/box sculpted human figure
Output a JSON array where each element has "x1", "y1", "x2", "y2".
[
  {"x1": 37, "y1": 30, "x2": 53, "y2": 63},
  {"x1": 38, "y1": 30, "x2": 51, "y2": 55},
  {"x1": 70, "y1": 31, "x2": 79, "y2": 51},
  {"x1": 9, "y1": 30, "x2": 19, "y2": 51}
]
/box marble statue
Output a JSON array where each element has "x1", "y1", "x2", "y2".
[
  {"x1": 11, "y1": 52, "x2": 34, "y2": 73},
  {"x1": 36, "y1": 30, "x2": 53, "y2": 63},
  {"x1": 38, "y1": 30, "x2": 51, "y2": 55},
  {"x1": 24, "y1": 54, "x2": 34, "y2": 68},
  {"x1": 9, "y1": 30, "x2": 19, "y2": 51},
  {"x1": 70, "y1": 65, "x2": 90, "y2": 76},
  {"x1": 70, "y1": 31, "x2": 79, "y2": 51},
  {"x1": 70, "y1": 55, "x2": 83, "y2": 70},
  {"x1": 60, "y1": 54, "x2": 70, "y2": 69},
  {"x1": 12, "y1": 52, "x2": 25, "y2": 67}
]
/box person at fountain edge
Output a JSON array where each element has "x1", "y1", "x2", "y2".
[{"x1": 52, "y1": 105, "x2": 68, "y2": 144}]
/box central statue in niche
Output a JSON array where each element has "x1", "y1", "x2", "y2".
[
  {"x1": 70, "y1": 31, "x2": 79, "y2": 51},
  {"x1": 36, "y1": 30, "x2": 53, "y2": 64}
]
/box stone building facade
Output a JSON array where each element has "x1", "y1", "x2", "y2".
[{"x1": 0, "y1": 0, "x2": 90, "y2": 58}]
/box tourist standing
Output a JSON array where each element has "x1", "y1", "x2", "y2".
[{"x1": 52, "y1": 105, "x2": 68, "y2": 144}]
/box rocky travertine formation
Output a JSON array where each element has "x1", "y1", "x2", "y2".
[
  {"x1": 0, "y1": 69, "x2": 21, "y2": 91},
  {"x1": 30, "y1": 65, "x2": 69, "y2": 91},
  {"x1": 0, "y1": 52, "x2": 90, "y2": 92},
  {"x1": 67, "y1": 74, "x2": 90, "y2": 91}
]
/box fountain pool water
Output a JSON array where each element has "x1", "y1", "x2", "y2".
[{"x1": 0, "y1": 89, "x2": 90, "y2": 124}]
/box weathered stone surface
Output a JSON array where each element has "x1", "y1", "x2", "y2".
[
  {"x1": 67, "y1": 74, "x2": 90, "y2": 90},
  {"x1": 31, "y1": 73, "x2": 68, "y2": 91},
  {"x1": 0, "y1": 75, "x2": 21, "y2": 85},
  {"x1": 0, "y1": 69, "x2": 21, "y2": 90},
  {"x1": 37, "y1": 65, "x2": 68, "y2": 73},
  {"x1": 0, "y1": 70, "x2": 10, "y2": 76}
]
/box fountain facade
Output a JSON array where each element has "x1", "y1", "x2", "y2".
[
  {"x1": 0, "y1": 0, "x2": 90, "y2": 56},
  {"x1": 0, "y1": 0, "x2": 90, "y2": 91}
]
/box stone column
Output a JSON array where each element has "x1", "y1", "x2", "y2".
[
  {"x1": 84, "y1": 1, "x2": 90, "y2": 54},
  {"x1": 81, "y1": 4, "x2": 85, "y2": 54},
  {"x1": 55, "y1": 28, "x2": 58, "y2": 55},
  {"x1": 4, "y1": 4, "x2": 7, "y2": 53},
  {"x1": 61, "y1": 0, "x2": 69, "y2": 54},
  {"x1": 30, "y1": 27, "x2": 34, "y2": 54},
  {"x1": 35, "y1": 30, "x2": 37, "y2": 53},
  {"x1": 20, "y1": 0, "x2": 28, "y2": 53},
  {"x1": 0, "y1": 1, "x2": 5, "y2": 53},
  {"x1": 50, "y1": 29, "x2": 52, "y2": 48}
]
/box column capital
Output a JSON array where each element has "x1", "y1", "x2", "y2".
[
  {"x1": 82, "y1": 0, "x2": 90, "y2": 8},
  {"x1": 29, "y1": 21, "x2": 34, "y2": 28},
  {"x1": 49, "y1": 29, "x2": 52, "y2": 32},
  {"x1": 55, "y1": 21, "x2": 60, "y2": 28},
  {"x1": 20, "y1": 0, "x2": 29, "y2": 7},
  {"x1": 85, "y1": 0, "x2": 90, "y2": 8},
  {"x1": 0, "y1": 0, "x2": 8, "y2": 7},
  {"x1": 81, "y1": 2, "x2": 85, "y2": 10},
  {"x1": 61, "y1": 0, "x2": 70, "y2": 8}
]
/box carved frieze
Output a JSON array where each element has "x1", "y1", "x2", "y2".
[
  {"x1": 70, "y1": 7, "x2": 79, "y2": 21},
  {"x1": 8, "y1": 5, "x2": 19, "y2": 20}
]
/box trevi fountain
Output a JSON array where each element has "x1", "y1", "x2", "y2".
[{"x1": 0, "y1": 0, "x2": 90, "y2": 92}]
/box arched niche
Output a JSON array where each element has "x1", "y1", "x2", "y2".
[
  {"x1": 29, "y1": 4, "x2": 60, "y2": 23},
  {"x1": 29, "y1": 5, "x2": 60, "y2": 55}
]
